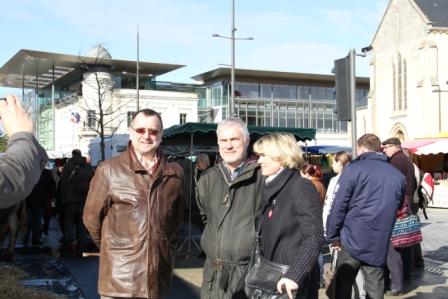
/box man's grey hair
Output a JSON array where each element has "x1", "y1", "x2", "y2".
[
  {"x1": 197, "y1": 153, "x2": 210, "y2": 168},
  {"x1": 216, "y1": 117, "x2": 250, "y2": 145}
]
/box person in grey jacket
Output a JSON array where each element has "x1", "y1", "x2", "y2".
[
  {"x1": 196, "y1": 118, "x2": 264, "y2": 299},
  {"x1": 0, "y1": 95, "x2": 48, "y2": 209}
]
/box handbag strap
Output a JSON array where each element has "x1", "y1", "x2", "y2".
[
  {"x1": 253, "y1": 185, "x2": 283, "y2": 258},
  {"x1": 254, "y1": 205, "x2": 268, "y2": 255},
  {"x1": 331, "y1": 249, "x2": 338, "y2": 270}
]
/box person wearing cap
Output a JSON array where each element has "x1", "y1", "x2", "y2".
[
  {"x1": 326, "y1": 133, "x2": 405, "y2": 299},
  {"x1": 382, "y1": 137, "x2": 417, "y2": 296},
  {"x1": 0, "y1": 95, "x2": 48, "y2": 209}
]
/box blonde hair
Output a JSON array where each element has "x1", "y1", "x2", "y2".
[{"x1": 253, "y1": 132, "x2": 303, "y2": 169}]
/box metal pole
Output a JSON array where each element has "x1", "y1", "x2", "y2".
[
  {"x1": 22, "y1": 73, "x2": 25, "y2": 102},
  {"x1": 137, "y1": 24, "x2": 140, "y2": 110},
  {"x1": 230, "y1": 0, "x2": 236, "y2": 117},
  {"x1": 35, "y1": 74, "x2": 39, "y2": 139},
  {"x1": 350, "y1": 49, "x2": 358, "y2": 158},
  {"x1": 270, "y1": 90, "x2": 274, "y2": 126},
  {"x1": 437, "y1": 92, "x2": 441, "y2": 132},
  {"x1": 308, "y1": 92, "x2": 312, "y2": 128},
  {"x1": 52, "y1": 65, "x2": 56, "y2": 151}
]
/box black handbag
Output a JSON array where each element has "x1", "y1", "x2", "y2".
[{"x1": 244, "y1": 242, "x2": 293, "y2": 299}]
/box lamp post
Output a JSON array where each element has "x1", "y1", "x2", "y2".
[
  {"x1": 213, "y1": 0, "x2": 253, "y2": 118},
  {"x1": 136, "y1": 24, "x2": 140, "y2": 110}
]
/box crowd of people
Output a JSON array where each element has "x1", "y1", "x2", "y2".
[{"x1": 1, "y1": 93, "x2": 428, "y2": 299}]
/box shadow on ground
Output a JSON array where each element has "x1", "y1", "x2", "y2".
[{"x1": 167, "y1": 274, "x2": 200, "y2": 299}]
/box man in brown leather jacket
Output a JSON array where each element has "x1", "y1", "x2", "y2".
[{"x1": 83, "y1": 109, "x2": 184, "y2": 299}]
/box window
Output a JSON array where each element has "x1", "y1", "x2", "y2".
[
  {"x1": 273, "y1": 84, "x2": 297, "y2": 100},
  {"x1": 235, "y1": 82, "x2": 259, "y2": 98},
  {"x1": 393, "y1": 53, "x2": 407, "y2": 112},
  {"x1": 179, "y1": 113, "x2": 187, "y2": 124},
  {"x1": 86, "y1": 110, "x2": 96, "y2": 129}
]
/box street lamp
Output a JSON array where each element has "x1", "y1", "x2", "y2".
[{"x1": 212, "y1": 0, "x2": 253, "y2": 118}]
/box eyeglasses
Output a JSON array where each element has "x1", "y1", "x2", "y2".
[
  {"x1": 131, "y1": 127, "x2": 160, "y2": 136},
  {"x1": 382, "y1": 144, "x2": 396, "y2": 149}
]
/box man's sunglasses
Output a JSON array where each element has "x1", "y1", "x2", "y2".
[{"x1": 131, "y1": 127, "x2": 159, "y2": 135}]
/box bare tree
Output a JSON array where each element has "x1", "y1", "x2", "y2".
[{"x1": 78, "y1": 45, "x2": 133, "y2": 162}]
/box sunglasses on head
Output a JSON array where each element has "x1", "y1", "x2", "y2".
[{"x1": 131, "y1": 127, "x2": 159, "y2": 135}]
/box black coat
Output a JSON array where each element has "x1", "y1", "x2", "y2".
[
  {"x1": 26, "y1": 168, "x2": 56, "y2": 208},
  {"x1": 389, "y1": 149, "x2": 417, "y2": 198},
  {"x1": 259, "y1": 168, "x2": 323, "y2": 287}
]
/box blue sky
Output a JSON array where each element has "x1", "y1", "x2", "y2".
[{"x1": 0, "y1": 0, "x2": 388, "y2": 95}]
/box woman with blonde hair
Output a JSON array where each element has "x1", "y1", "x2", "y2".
[{"x1": 251, "y1": 132, "x2": 323, "y2": 299}]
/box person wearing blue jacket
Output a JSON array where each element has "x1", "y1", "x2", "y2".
[{"x1": 326, "y1": 133, "x2": 405, "y2": 299}]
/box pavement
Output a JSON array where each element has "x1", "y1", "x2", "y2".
[{"x1": 2, "y1": 208, "x2": 448, "y2": 299}]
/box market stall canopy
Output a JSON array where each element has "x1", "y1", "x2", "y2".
[
  {"x1": 303, "y1": 145, "x2": 351, "y2": 154},
  {"x1": 402, "y1": 138, "x2": 448, "y2": 154},
  {"x1": 162, "y1": 122, "x2": 316, "y2": 156},
  {"x1": 415, "y1": 139, "x2": 448, "y2": 155},
  {"x1": 318, "y1": 145, "x2": 352, "y2": 154},
  {"x1": 401, "y1": 139, "x2": 440, "y2": 154},
  {"x1": 163, "y1": 122, "x2": 315, "y2": 142}
]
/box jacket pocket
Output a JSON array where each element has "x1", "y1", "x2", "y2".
[{"x1": 106, "y1": 203, "x2": 145, "y2": 247}]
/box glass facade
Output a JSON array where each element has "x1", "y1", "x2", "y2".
[{"x1": 201, "y1": 81, "x2": 368, "y2": 133}]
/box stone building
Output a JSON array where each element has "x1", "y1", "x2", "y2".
[{"x1": 363, "y1": 0, "x2": 448, "y2": 140}]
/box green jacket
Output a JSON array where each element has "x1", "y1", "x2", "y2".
[
  {"x1": 196, "y1": 159, "x2": 264, "y2": 298},
  {"x1": 0, "y1": 132, "x2": 48, "y2": 209}
]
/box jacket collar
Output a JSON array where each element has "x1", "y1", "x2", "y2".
[
  {"x1": 390, "y1": 149, "x2": 404, "y2": 160},
  {"x1": 127, "y1": 141, "x2": 177, "y2": 177},
  {"x1": 218, "y1": 156, "x2": 260, "y2": 185},
  {"x1": 356, "y1": 151, "x2": 388, "y2": 162},
  {"x1": 263, "y1": 167, "x2": 296, "y2": 203}
]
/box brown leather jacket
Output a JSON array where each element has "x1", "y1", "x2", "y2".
[{"x1": 83, "y1": 146, "x2": 184, "y2": 298}]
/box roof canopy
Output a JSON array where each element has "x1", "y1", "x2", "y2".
[
  {"x1": 162, "y1": 122, "x2": 316, "y2": 156},
  {"x1": 402, "y1": 138, "x2": 448, "y2": 155},
  {"x1": 0, "y1": 49, "x2": 184, "y2": 89},
  {"x1": 304, "y1": 145, "x2": 352, "y2": 154},
  {"x1": 192, "y1": 67, "x2": 370, "y2": 86},
  {"x1": 163, "y1": 122, "x2": 315, "y2": 142}
]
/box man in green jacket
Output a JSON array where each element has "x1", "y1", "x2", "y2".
[{"x1": 196, "y1": 118, "x2": 264, "y2": 299}]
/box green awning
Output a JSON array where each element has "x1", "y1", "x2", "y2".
[{"x1": 162, "y1": 122, "x2": 316, "y2": 144}]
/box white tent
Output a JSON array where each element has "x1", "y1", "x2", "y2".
[{"x1": 415, "y1": 139, "x2": 448, "y2": 155}]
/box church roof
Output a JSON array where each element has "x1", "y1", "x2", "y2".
[{"x1": 414, "y1": 0, "x2": 448, "y2": 28}]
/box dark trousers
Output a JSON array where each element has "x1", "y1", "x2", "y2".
[
  {"x1": 332, "y1": 246, "x2": 384, "y2": 299},
  {"x1": 26, "y1": 204, "x2": 43, "y2": 243},
  {"x1": 413, "y1": 243, "x2": 424, "y2": 267},
  {"x1": 386, "y1": 243, "x2": 404, "y2": 292},
  {"x1": 64, "y1": 202, "x2": 88, "y2": 244}
]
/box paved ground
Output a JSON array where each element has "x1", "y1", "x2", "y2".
[
  {"x1": 171, "y1": 208, "x2": 448, "y2": 299},
  {"x1": 2, "y1": 208, "x2": 448, "y2": 298}
]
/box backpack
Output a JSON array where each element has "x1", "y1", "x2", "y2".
[
  {"x1": 417, "y1": 172, "x2": 434, "y2": 220},
  {"x1": 69, "y1": 164, "x2": 94, "y2": 195}
]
